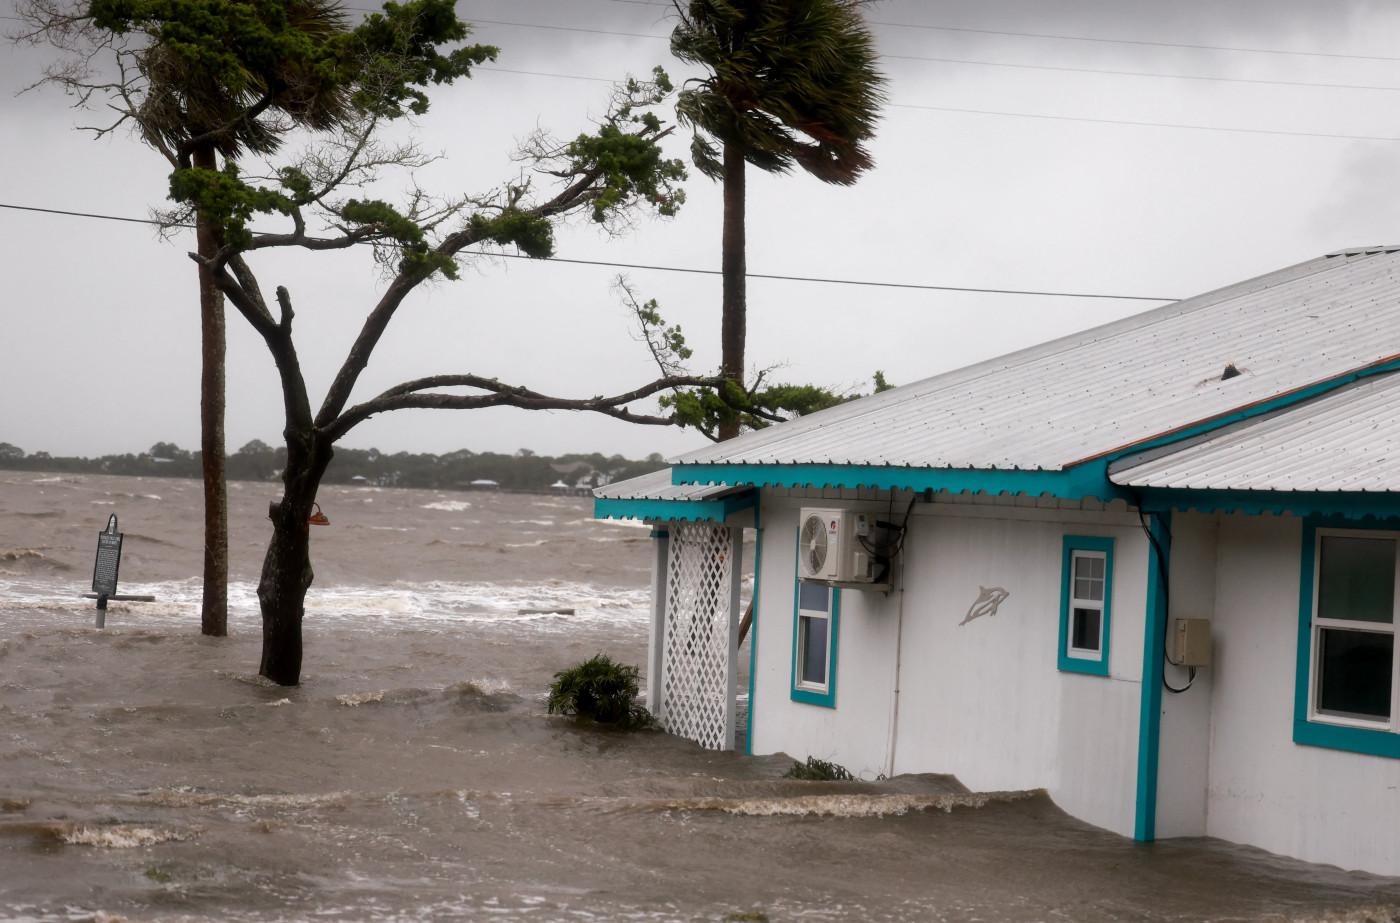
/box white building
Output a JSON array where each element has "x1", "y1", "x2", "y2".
[{"x1": 595, "y1": 247, "x2": 1400, "y2": 876}]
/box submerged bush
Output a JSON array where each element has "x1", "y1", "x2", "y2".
[
  {"x1": 783, "y1": 756, "x2": 855, "y2": 781},
  {"x1": 547, "y1": 653, "x2": 654, "y2": 729}
]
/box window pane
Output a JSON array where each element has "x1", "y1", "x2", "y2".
[
  {"x1": 798, "y1": 581, "x2": 830, "y2": 614},
  {"x1": 800, "y1": 615, "x2": 828, "y2": 685},
  {"x1": 1318, "y1": 536, "x2": 1396, "y2": 624},
  {"x1": 1317, "y1": 627, "x2": 1394, "y2": 720},
  {"x1": 1072, "y1": 607, "x2": 1101, "y2": 653},
  {"x1": 1073, "y1": 553, "x2": 1104, "y2": 602}
]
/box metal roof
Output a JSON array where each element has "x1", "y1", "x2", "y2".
[
  {"x1": 593, "y1": 468, "x2": 743, "y2": 502},
  {"x1": 1110, "y1": 371, "x2": 1400, "y2": 492},
  {"x1": 673, "y1": 248, "x2": 1400, "y2": 475}
]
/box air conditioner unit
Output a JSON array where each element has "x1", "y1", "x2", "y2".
[{"x1": 798, "y1": 508, "x2": 876, "y2": 584}]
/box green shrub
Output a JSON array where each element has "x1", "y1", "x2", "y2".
[
  {"x1": 547, "y1": 654, "x2": 654, "y2": 729},
  {"x1": 783, "y1": 755, "x2": 855, "y2": 781}
]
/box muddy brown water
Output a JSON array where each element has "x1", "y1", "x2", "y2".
[{"x1": 3, "y1": 472, "x2": 1400, "y2": 922}]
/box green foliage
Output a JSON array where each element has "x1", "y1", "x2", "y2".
[
  {"x1": 168, "y1": 162, "x2": 293, "y2": 247},
  {"x1": 334, "y1": 0, "x2": 496, "y2": 118},
  {"x1": 783, "y1": 756, "x2": 855, "y2": 781},
  {"x1": 547, "y1": 654, "x2": 654, "y2": 729},
  {"x1": 565, "y1": 124, "x2": 687, "y2": 223},
  {"x1": 143, "y1": 866, "x2": 173, "y2": 882},
  {"x1": 468, "y1": 209, "x2": 556, "y2": 260},
  {"x1": 670, "y1": 0, "x2": 886, "y2": 184},
  {"x1": 340, "y1": 198, "x2": 460, "y2": 277},
  {"x1": 723, "y1": 913, "x2": 769, "y2": 922},
  {"x1": 659, "y1": 372, "x2": 894, "y2": 442}
]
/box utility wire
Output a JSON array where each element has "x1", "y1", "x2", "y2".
[
  {"x1": 872, "y1": 19, "x2": 1400, "y2": 64},
  {"x1": 885, "y1": 53, "x2": 1400, "y2": 94},
  {"x1": 898, "y1": 101, "x2": 1400, "y2": 142},
  {"x1": 0, "y1": 201, "x2": 1179, "y2": 302},
  {"x1": 465, "y1": 64, "x2": 1400, "y2": 142}
]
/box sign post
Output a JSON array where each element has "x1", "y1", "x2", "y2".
[{"x1": 91, "y1": 514, "x2": 123, "y2": 629}]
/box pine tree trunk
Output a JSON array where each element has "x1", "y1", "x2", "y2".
[
  {"x1": 718, "y1": 142, "x2": 746, "y2": 442},
  {"x1": 194, "y1": 144, "x2": 230, "y2": 637},
  {"x1": 256, "y1": 433, "x2": 332, "y2": 685}
]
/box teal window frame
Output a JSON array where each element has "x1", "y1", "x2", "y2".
[
  {"x1": 1059, "y1": 535, "x2": 1115, "y2": 676},
  {"x1": 792, "y1": 543, "x2": 840, "y2": 708},
  {"x1": 1294, "y1": 517, "x2": 1400, "y2": 759}
]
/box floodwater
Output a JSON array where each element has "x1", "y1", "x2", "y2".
[{"x1": 3, "y1": 472, "x2": 1400, "y2": 923}]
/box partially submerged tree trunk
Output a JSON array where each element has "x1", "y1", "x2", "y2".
[
  {"x1": 257, "y1": 427, "x2": 333, "y2": 685},
  {"x1": 718, "y1": 142, "x2": 746, "y2": 442},
  {"x1": 194, "y1": 143, "x2": 230, "y2": 637}
]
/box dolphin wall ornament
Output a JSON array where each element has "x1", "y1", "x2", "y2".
[{"x1": 959, "y1": 586, "x2": 1010, "y2": 626}]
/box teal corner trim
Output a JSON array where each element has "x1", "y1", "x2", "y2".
[
  {"x1": 790, "y1": 529, "x2": 840, "y2": 708},
  {"x1": 593, "y1": 490, "x2": 756, "y2": 524},
  {"x1": 745, "y1": 494, "x2": 762, "y2": 756},
  {"x1": 1058, "y1": 536, "x2": 1115, "y2": 676},
  {"x1": 1135, "y1": 511, "x2": 1171, "y2": 842},
  {"x1": 1292, "y1": 514, "x2": 1400, "y2": 760},
  {"x1": 672, "y1": 462, "x2": 1134, "y2": 507}
]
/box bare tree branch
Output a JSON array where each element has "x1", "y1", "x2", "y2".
[{"x1": 325, "y1": 372, "x2": 723, "y2": 444}]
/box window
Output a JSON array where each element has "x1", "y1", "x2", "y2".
[
  {"x1": 1300, "y1": 529, "x2": 1400, "y2": 748},
  {"x1": 792, "y1": 573, "x2": 840, "y2": 707},
  {"x1": 1059, "y1": 536, "x2": 1114, "y2": 676}
]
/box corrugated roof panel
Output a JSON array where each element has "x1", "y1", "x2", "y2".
[
  {"x1": 1109, "y1": 372, "x2": 1400, "y2": 492},
  {"x1": 674, "y1": 250, "x2": 1400, "y2": 474},
  {"x1": 593, "y1": 468, "x2": 743, "y2": 502}
]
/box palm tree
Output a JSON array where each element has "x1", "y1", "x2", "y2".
[
  {"x1": 124, "y1": 0, "x2": 352, "y2": 636},
  {"x1": 670, "y1": 0, "x2": 885, "y2": 440}
]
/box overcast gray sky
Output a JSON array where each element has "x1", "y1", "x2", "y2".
[{"x1": 5, "y1": 0, "x2": 1400, "y2": 461}]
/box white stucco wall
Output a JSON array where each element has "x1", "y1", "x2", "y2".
[
  {"x1": 1203, "y1": 513, "x2": 1400, "y2": 876},
  {"x1": 748, "y1": 490, "x2": 1150, "y2": 838}
]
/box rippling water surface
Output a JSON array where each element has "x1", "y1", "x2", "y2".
[{"x1": 3, "y1": 472, "x2": 1400, "y2": 923}]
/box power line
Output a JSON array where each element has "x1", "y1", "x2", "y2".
[
  {"x1": 896, "y1": 101, "x2": 1400, "y2": 142},
  {"x1": 463, "y1": 64, "x2": 1400, "y2": 142},
  {"x1": 871, "y1": 19, "x2": 1400, "y2": 64},
  {"x1": 462, "y1": 8, "x2": 1400, "y2": 65},
  {"x1": 0, "y1": 201, "x2": 1178, "y2": 302},
  {"x1": 886, "y1": 53, "x2": 1400, "y2": 94}
]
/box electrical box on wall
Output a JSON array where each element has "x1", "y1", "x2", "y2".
[{"x1": 1172, "y1": 618, "x2": 1212, "y2": 668}]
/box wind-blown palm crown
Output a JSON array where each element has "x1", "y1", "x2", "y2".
[{"x1": 670, "y1": 0, "x2": 885, "y2": 185}]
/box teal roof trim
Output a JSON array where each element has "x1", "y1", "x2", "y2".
[
  {"x1": 593, "y1": 491, "x2": 756, "y2": 523},
  {"x1": 671, "y1": 462, "x2": 1136, "y2": 505},
  {"x1": 1135, "y1": 488, "x2": 1400, "y2": 519}
]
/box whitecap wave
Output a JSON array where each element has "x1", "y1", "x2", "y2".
[
  {"x1": 57, "y1": 824, "x2": 202, "y2": 847},
  {"x1": 422, "y1": 500, "x2": 472, "y2": 512}
]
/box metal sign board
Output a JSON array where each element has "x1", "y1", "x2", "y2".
[{"x1": 92, "y1": 514, "x2": 122, "y2": 597}]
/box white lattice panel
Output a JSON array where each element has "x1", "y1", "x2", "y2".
[{"x1": 660, "y1": 522, "x2": 737, "y2": 749}]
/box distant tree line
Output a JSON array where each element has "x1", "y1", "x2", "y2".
[{"x1": 0, "y1": 441, "x2": 667, "y2": 493}]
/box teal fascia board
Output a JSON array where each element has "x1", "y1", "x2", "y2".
[
  {"x1": 593, "y1": 491, "x2": 755, "y2": 524},
  {"x1": 672, "y1": 462, "x2": 1134, "y2": 505},
  {"x1": 1135, "y1": 511, "x2": 1171, "y2": 842},
  {"x1": 1135, "y1": 488, "x2": 1400, "y2": 520}
]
